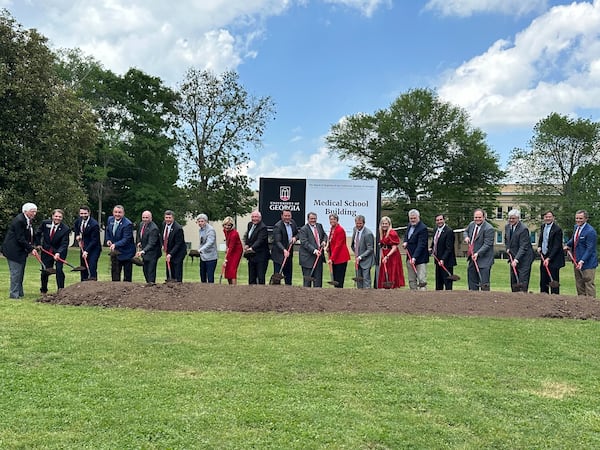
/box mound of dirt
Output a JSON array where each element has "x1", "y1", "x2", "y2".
[{"x1": 37, "y1": 281, "x2": 600, "y2": 320}]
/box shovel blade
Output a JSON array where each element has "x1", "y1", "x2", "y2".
[
  {"x1": 382, "y1": 281, "x2": 394, "y2": 289},
  {"x1": 71, "y1": 266, "x2": 87, "y2": 272},
  {"x1": 327, "y1": 280, "x2": 339, "y2": 286},
  {"x1": 549, "y1": 280, "x2": 560, "y2": 288},
  {"x1": 448, "y1": 274, "x2": 460, "y2": 281},
  {"x1": 269, "y1": 274, "x2": 283, "y2": 285},
  {"x1": 44, "y1": 268, "x2": 57, "y2": 275}
]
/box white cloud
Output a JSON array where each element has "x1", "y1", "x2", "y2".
[
  {"x1": 325, "y1": 0, "x2": 392, "y2": 17},
  {"x1": 424, "y1": 0, "x2": 548, "y2": 17},
  {"x1": 438, "y1": 1, "x2": 600, "y2": 130}
]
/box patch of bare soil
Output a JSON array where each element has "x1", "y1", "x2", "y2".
[{"x1": 37, "y1": 281, "x2": 600, "y2": 320}]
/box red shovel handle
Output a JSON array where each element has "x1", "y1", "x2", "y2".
[{"x1": 40, "y1": 247, "x2": 69, "y2": 265}]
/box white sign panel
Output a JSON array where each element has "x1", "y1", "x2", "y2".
[{"x1": 305, "y1": 179, "x2": 379, "y2": 237}]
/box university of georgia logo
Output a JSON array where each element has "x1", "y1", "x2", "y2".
[{"x1": 279, "y1": 186, "x2": 291, "y2": 201}]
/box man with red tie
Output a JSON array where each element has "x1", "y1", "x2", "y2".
[
  {"x1": 73, "y1": 205, "x2": 101, "y2": 281},
  {"x1": 298, "y1": 212, "x2": 327, "y2": 287},
  {"x1": 564, "y1": 209, "x2": 598, "y2": 297},
  {"x1": 161, "y1": 210, "x2": 186, "y2": 282},
  {"x1": 37, "y1": 208, "x2": 70, "y2": 293},
  {"x1": 135, "y1": 210, "x2": 161, "y2": 284},
  {"x1": 430, "y1": 214, "x2": 456, "y2": 290},
  {"x1": 463, "y1": 208, "x2": 495, "y2": 291}
]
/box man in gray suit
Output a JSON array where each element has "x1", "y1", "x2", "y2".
[
  {"x1": 463, "y1": 208, "x2": 495, "y2": 291},
  {"x1": 196, "y1": 213, "x2": 218, "y2": 283},
  {"x1": 505, "y1": 209, "x2": 535, "y2": 292},
  {"x1": 351, "y1": 215, "x2": 375, "y2": 288},
  {"x1": 135, "y1": 210, "x2": 161, "y2": 284},
  {"x1": 298, "y1": 212, "x2": 327, "y2": 287}
]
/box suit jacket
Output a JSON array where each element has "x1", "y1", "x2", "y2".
[
  {"x1": 298, "y1": 222, "x2": 327, "y2": 268},
  {"x1": 432, "y1": 225, "x2": 456, "y2": 267},
  {"x1": 463, "y1": 220, "x2": 495, "y2": 269},
  {"x1": 351, "y1": 226, "x2": 375, "y2": 269},
  {"x1": 504, "y1": 221, "x2": 535, "y2": 266},
  {"x1": 1, "y1": 212, "x2": 35, "y2": 263},
  {"x1": 37, "y1": 219, "x2": 70, "y2": 259},
  {"x1": 137, "y1": 221, "x2": 162, "y2": 260},
  {"x1": 566, "y1": 223, "x2": 598, "y2": 270},
  {"x1": 327, "y1": 224, "x2": 350, "y2": 264},
  {"x1": 161, "y1": 221, "x2": 186, "y2": 262},
  {"x1": 403, "y1": 220, "x2": 429, "y2": 265},
  {"x1": 105, "y1": 215, "x2": 136, "y2": 260},
  {"x1": 74, "y1": 217, "x2": 101, "y2": 256},
  {"x1": 271, "y1": 219, "x2": 298, "y2": 265},
  {"x1": 244, "y1": 220, "x2": 269, "y2": 262},
  {"x1": 538, "y1": 222, "x2": 565, "y2": 268}
]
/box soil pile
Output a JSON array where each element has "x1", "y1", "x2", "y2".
[{"x1": 38, "y1": 282, "x2": 600, "y2": 320}]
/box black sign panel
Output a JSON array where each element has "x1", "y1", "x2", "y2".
[{"x1": 258, "y1": 178, "x2": 307, "y2": 228}]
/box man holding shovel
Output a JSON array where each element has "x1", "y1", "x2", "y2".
[
  {"x1": 105, "y1": 205, "x2": 136, "y2": 282},
  {"x1": 135, "y1": 211, "x2": 161, "y2": 284},
  {"x1": 564, "y1": 209, "x2": 597, "y2": 297},
  {"x1": 504, "y1": 209, "x2": 535, "y2": 292},
  {"x1": 402, "y1": 209, "x2": 429, "y2": 291},
  {"x1": 271, "y1": 209, "x2": 298, "y2": 285},
  {"x1": 430, "y1": 214, "x2": 457, "y2": 290},
  {"x1": 36, "y1": 209, "x2": 70, "y2": 294},
  {"x1": 1, "y1": 202, "x2": 39, "y2": 299},
  {"x1": 74, "y1": 205, "x2": 101, "y2": 281},
  {"x1": 298, "y1": 212, "x2": 327, "y2": 287},
  {"x1": 537, "y1": 210, "x2": 564, "y2": 294},
  {"x1": 351, "y1": 215, "x2": 374, "y2": 289},
  {"x1": 463, "y1": 208, "x2": 495, "y2": 291}
]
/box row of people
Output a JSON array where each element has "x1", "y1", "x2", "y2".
[{"x1": 3, "y1": 203, "x2": 597, "y2": 297}]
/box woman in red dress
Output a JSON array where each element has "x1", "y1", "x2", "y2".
[
  {"x1": 222, "y1": 216, "x2": 243, "y2": 284},
  {"x1": 327, "y1": 213, "x2": 351, "y2": 288},
  {"x1": 378, "y1": 216, "x2": 405, "y2": 288}
]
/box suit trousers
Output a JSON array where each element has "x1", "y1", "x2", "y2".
[
  {"x1": 575, "y1": 268, "x2": 596, "y2": 298},
  {"x1": 273, "y1": 257, "x2": 293, "y2": 285},
  {"x1": 540, "y1": 264, "x2": 560, "y2": 294},
  {"x1": 111, "y1": 254, "x2": 132, "y2": 282},
  {"x1": 7, "y1": 259, "x2": 26, "y2": 298},
  {"x1": 200, "y1": 259, "x2": 218, "y2": 283},
  {"x1": 467, "y1": 261, "x2": 491, "y2": 291},
  {"x1": 435, "y1": 263, "x2": 453, "y2": 290},
  {"x1": 80, "y1": 249, "x2": 100, "y2": 281},
  {"x1": 407, "y1": 262, "x2": 427, "y2": 290},
  {"x1": 302, "y1": 264, "x2": 323, "y2": 287},
  {"x1": 356, "y1": 265, "x2": 372, "y2": 289},
  {"x1": 143, "y1": 257, "x2": 159, "y2": 283},
  {"x1": 248, "y1": 257, "x2": 268, "y2": 285},
  {"x1": 331, "y1": 262, "x2": 347, "y2": 288}
]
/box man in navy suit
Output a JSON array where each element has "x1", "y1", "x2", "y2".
[
  {"x1": 564, "y1": 209, "x2": 598, "y2": 297},
  {"x1": 1, "y1": 202, "x2": 39, "y2": 299},
  {"x1": 244, "y1": 210, "x2": 270, "y2": 284},
  {"x1": 537, "y1": 210, "x2": 565, "y2": 294},
  {"x1": 135, "y1": 210, "x2": 162, "y2": 284},
  {"x1": 505, "y1": 209, "x2": 535, "y2": 292},
  {"x1": 105, "y1": 204, "x2": 136, "y2": 282},
  {"x1": 430, "y1": 214, "x2": 456, "y2": 290},
  {"x1": 271, "y1": 209, "x2": 298, "y2": 285},
  {"x1": 36, "y1": 208, "x2": 71, "y2": 293},
  {"x1": 74, "y1": 205, "x2": 101, "y2": 281},
  {"x1": 161, "y1": 210, "x2": 186, "y2": 282},
  {"x1": 402, "y1": 209, "x2": 429, "y2": 290}
]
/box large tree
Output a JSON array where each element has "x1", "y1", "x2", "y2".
[
  {"x1": 326, "y1": 88, "x2": 504, "y2": 228},
  {"x1": 175, "y1": 69, "x2": 275, "y2": 221},
  {"x1": 56, "y1": 49, "x2": 184, "y2": 225},
  {"x1": 508, "y1": 112, "x2": 600, "y2": 232},
  {"x1": 1, "y1": 11, "x2": 96, "y2": 236}
]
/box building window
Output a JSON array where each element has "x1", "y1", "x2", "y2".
[
  {"x1": 530, "y1": 231, "x2": 536, "y2": 244},
  {"x1": 496, "y1": 207, "x2": 503, "y2": 219},
  {"x1": 496, "y1": 231, "x2": 503, "y2": 244}
]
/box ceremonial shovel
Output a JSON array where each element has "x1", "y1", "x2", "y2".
[
  {"x1": 40, "y1": 247, "x2": 86, "y2": 271},
  {"x1": 432, "y1": 254, "x2": 460, "y2": 281},
  {"x1": 382, "y1": 259, "x2": 393, "y2": 289},
  {"x1": 270, "y1": 242, "x2": 293, "y2": 285},
  {"x1": 33, "y1": 251, "x2": 56, "y2": 274},
  {"x1": 405, "y1": 248, "x2": 427, "y2": 288},
  {"x1": 352, "y1": 259, "x2": 364, "y2": 288},
  {"x1": 539, "y1": 254, "x2": 560, "y2": 289},
  {"x1": 507, "y1": 251, "x2": 524, "y2": 291}
]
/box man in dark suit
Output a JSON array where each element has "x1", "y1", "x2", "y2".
[
  {"x1": 271, "y1": 209, "x2": 298, "y2": 285},
  {"x1": 537, "y1": 210, "x2": 565, "y2": 294},
  {"x1": 351, "y1": 215, "x2": 375, "y2": 289},
  {"x1": 564, "y1": 209, "x2": 598, "y2": 297},
  {"x1": 36, "y1": 208, "x2": 70, "y2": 293},
  {"x1": 244, "y1": 210, "x2": 270, "y2": 284},
  {"x1": 298, "y1": 211, "x2": 327, "y2": 287},
  {"x1": 402, "y1": 209, "x2": 429, "y2": 290},
  {"x1": 161, "y1": 210, "x2": 186, "y2": 282},
  {"x1": 463, "y1": 208, "x2": 495, "y2": 291},
  {"x1": 73, "y1": 205, "x2": 101, "y2": 281},
  {"x1": 105, "y1": 204, "x2": 136, "y2": 282},
  {"x1": 1, "y1": 202, "x2": 39, "y2": 299},
  {"x1": 505, "y1": 209, "x2": 535, "y2": 292},
  {"x1": 430, "y1": 214, "x2": 457, "y2": 290},
  {"x1": 135, "y1": 210, "x2": 161, "y2": 284}
]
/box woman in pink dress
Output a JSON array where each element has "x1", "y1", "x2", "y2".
[
  {"x1": 222, "y1": 216, "x2": 243, "y2": 284},
  {"x1": 377, "y1": 216, "x2": 405, "y2": 288}
]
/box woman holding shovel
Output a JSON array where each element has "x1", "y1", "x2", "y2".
[
  {"x1": 327, "y1": 213, "x2": 350, "y2": 288},
  {"x1": 377, "y1": 216, "x2": 405, "y2": 289},
  {"x1": 222, "y1": 216, "x2": 242, "y2": 285}
]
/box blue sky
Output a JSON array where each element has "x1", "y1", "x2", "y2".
[{"x1": 4, "y1": 0, "x2": 600, "y2": 185}]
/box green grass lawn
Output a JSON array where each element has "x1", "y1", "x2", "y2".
[{"x1": 1, "y1": 253, "x2": 598, "y2": 448}]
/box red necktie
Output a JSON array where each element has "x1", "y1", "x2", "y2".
[
  {"x1": 50, "y1": 225, "x2": 56, "y2": 240},
  {"x1": 313, "y1": 226, "x2": 320, "y2": 247},
  {"x1": 433, "y1": 228, "x2": 441, "y2": 254},
  {"x1": 574, "y1": 226, "x2": 581, "y2": 258},
  {"x1": 141, "y1": 224, "x2": 146, "y2": 238},
  {"x1": 163, "y1": 226, "x2": 169, "y2": 252},
  {"x1": 469, "y1": 226, "x2": 479, "y2": 256}
]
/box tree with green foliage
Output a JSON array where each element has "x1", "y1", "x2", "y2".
[
  {"x1": 0, "y1": 11, "x2": 96, "y2": 236},
  {"x1": 175, "y1": 69, "x2": 275, "y2": 221},
  {"x1": 508, "y1": 112, "x2": 600, "y2": 233},
  {"x1": 326, "y1": 88, "x2": 504, "y2": 228},
  {"x1": 56, "y1": 49, "x2": 185, "y2": 225}
]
